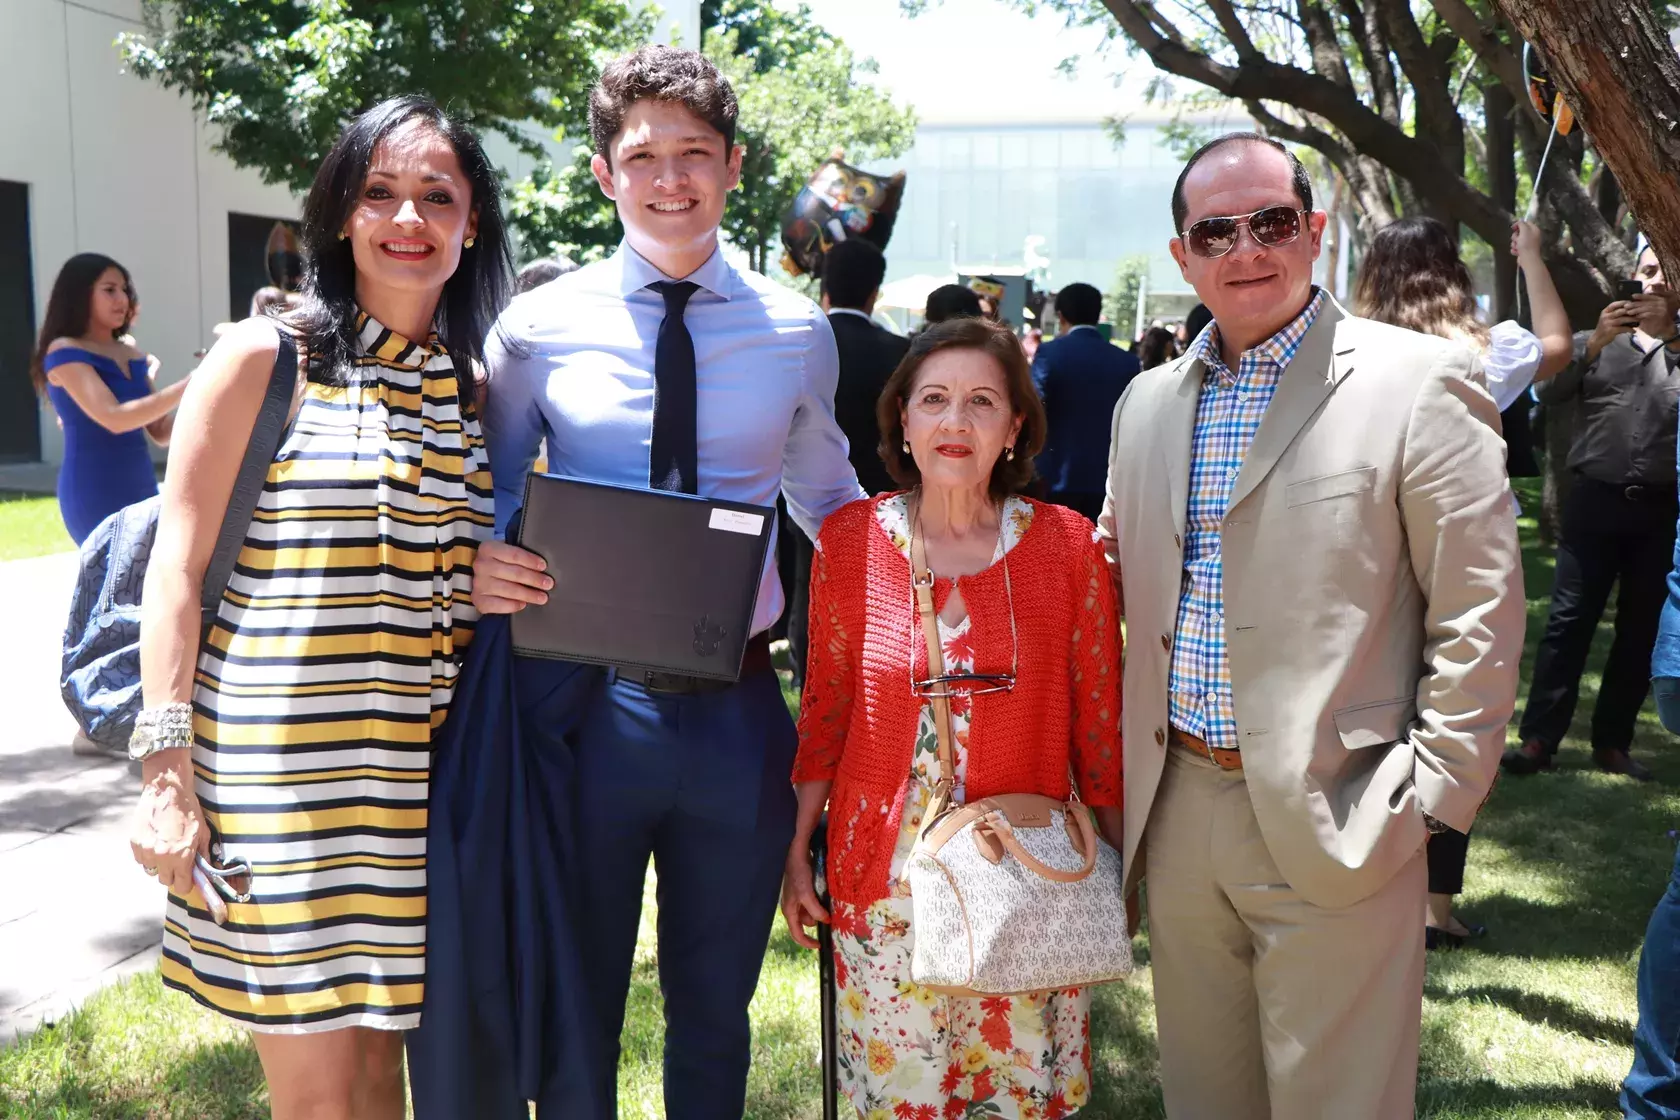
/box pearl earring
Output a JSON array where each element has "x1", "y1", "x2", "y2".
[
  {"x1": 337, "y1": 231, "x2": 347, "y2": 241},
  {"x1": 1005, "y1": 446, "x2": 1016, "y2": 461},
  {"x1": 902, "y1": 439, "x2": 911, "y2": 453},
  {"x1": 463, "y1": 237, "x2": 475, "y2": 248}
]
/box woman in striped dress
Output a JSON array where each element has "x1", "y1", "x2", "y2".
[{"x1": 130, "y1": 97, "x2": 511, "y2": 1119}]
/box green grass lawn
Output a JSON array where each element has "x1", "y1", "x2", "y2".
[
  {"x1": 4, "y1": 477, "x2": 1674, "y2": 1118},
  {"x1": 0, "y1": 491, "x2": 71, "y2": 561}
]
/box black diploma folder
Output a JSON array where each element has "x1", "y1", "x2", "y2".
[{"x1": 508, "y1": 473, "x2": 776, "y2": 681}]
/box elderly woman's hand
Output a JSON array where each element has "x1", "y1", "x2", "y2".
[{"x1": 780, "y1": 845, "x2": 830, "y2": 950}]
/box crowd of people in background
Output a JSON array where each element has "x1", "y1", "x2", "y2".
[{"x1": 22, "y1": 39, "x2": 1680, "y2": 1120}]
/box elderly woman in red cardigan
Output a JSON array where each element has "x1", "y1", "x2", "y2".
[{"x1": 782, "y1": 316, "x2": 1123, "y2": 1118}]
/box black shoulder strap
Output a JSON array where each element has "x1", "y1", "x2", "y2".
[{"x1": 199, "y1": 329, "x2": 298, "y2": 630}]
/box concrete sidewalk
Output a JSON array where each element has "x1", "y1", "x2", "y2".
[{"x1": 0, "y1": 551, "x2": 168, "y2": 1048}]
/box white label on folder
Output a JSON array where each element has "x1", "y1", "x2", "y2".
[{"x1": 709, "y1": 508, "x2": 765, "y2": 536}]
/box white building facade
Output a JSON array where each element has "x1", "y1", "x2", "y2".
[{"x1": 1, "y1": 0, "x2": 698, "y2": 469}]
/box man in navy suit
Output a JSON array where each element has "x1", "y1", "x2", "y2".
[{"x1": 1031, "y1": 281, "x2": 1140, "y2": 521}]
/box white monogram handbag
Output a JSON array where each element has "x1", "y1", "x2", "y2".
[{"x1": 903, "y1": 525, "x2": 1132, "y2": 997}]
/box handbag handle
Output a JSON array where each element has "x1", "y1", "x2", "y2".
[
  {"x1": 910, "y1": 524, "x2": 958, "y2": 819},
  {"x1": 975, "y1": 804, "x2": 1099, "y2": 883},
  {"x1": 199, "y1": 327, "x2": 298, "y2": 635}
]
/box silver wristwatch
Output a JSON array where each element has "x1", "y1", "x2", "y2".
[{"x1": 128, "y1": 702, "x2": 195, "y2": 761}]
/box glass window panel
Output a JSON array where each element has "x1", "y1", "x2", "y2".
[
  {"x1": 1029, "y1": 131, "x2": 1059, "y2": 167},
  {"x1": 1090, "y1": 129, "x2": 1122, "y2": 169},
  {"x1": 1060, "y1": 130, "x2": 1091, "y2": 169},
  {"x1": 1001, "y1": 134, "x2": 1031, "y2": 169},
  {"x1": 968, "y1": 172, "x2": 1002, "y2": 260},
  {"x1": 973, "y1": 134, "x2": 1000, "y2": 168},
  {"x1": 942, "y1": 133, "x2": 972, "y2": 167}
]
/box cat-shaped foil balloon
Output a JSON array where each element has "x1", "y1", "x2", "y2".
[{"x1": 781, "y1": 155, "x2": 906, "y2": 278}]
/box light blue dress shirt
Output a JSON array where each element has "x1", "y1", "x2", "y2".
[{"x1": 482, "y1": 241, "x2": 866, "y2": 635}]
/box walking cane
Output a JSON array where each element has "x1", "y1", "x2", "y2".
[{"x1": 810, "y1": 817, "x2": 839, "y2": 1120}]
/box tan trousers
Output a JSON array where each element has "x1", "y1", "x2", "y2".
[{"x1": 1144, "y1": 747, "x2": 1426, "y2": 1120}]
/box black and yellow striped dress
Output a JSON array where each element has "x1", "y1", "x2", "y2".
[{"x1": 160, "y1": 312, "x2": 493, "y2": 1032}]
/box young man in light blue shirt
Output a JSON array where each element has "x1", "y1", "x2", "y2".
[{"x1": 471, "y1": 45, "x2": 864, "y2": 1118}]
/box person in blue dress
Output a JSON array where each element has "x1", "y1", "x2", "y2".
[{"x1": 28, "y1": 253, "x2": 187, "y2": 543}]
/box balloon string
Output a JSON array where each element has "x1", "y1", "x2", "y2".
[{"x1": 1518, "y1": 115, "x2": 1563, "y2": 323}]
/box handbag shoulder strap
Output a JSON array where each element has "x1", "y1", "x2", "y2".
[
  {"x1": 910, "y1": 522, "x2": 959, "y2": 812},
  {"x1": 198, "y1": 328, "x2": 298, "y2": 631}
]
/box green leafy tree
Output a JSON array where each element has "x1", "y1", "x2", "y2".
[
  {"x1": 1101, "y1": 254, "x2": 1150, "y2": 335},
  {"x1": 119, "y1": 0, "x2": 648, "y2": 193},
  {"x1": 507, "y1": 0, "x2": 918, "y2": 273},
  {"x1": 507, "y1": 153, "x2": 623, "y2": 267}
]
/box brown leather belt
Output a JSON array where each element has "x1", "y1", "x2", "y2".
[
  {"x1": 615, "y1": 633, "x2": 772, "y2": 696},
  {"x1": 1169, "y1": 727, "x2": 1243, "y2": 772}
]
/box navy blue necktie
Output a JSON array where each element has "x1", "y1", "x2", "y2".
[{"x1": 649, "y1": 280, "x2": 700, "y2": 494}]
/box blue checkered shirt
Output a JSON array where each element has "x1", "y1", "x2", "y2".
[{"x1": 1168, "y1": 289, "x2": 1326, "y2": 751}]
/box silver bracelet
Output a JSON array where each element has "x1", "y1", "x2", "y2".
[{"x1": 128, "y1": 702, "x2": 195, "y2": 761}]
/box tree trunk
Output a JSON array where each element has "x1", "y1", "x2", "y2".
[{"x1": 1491, "y1": 0, "x2": 1680, "y2": 285}]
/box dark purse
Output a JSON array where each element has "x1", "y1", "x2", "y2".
[{"x1": 59, "y1": 330, "x2": 297, "y2": 748}]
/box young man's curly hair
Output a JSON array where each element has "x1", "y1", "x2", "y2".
[{"x1": 588, "y1": 46, "x2": 739, "y2": 167}]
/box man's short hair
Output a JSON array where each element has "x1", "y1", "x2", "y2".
[
  {"x1": 925, "y1": 284, "x2": 983, "y2": 324},
  {"x1": 1171, "y1": 132, "x2": 1314, "y2": 235},
  {"x1": 1055, "y1": 282, "x2": 1102, "y2": 327},
  {"x1": 589, "y1": 46, "x2": 738, "y2": 168},
  {"x1": 821, "y1": 240, "x2": 887, "y2": 311}
]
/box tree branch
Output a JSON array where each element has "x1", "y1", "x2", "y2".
[
  {"x1": 1100, "y1": 0, "x2": 1511, "y2": 244},
  {"x1": 1373, "y1": 0, "x2": 1455, "y2": 134},
  {"x1": 1245, "y1": 99, "x2": 1395, "y2": 227},
  {"x1": 1430, "y1": 0, "x2": 1533, "y2": 121},
  {"x1": 1293, "y1": 0, "x2": 1354, "y2": 90},
  {"x1": 1372, "y1": 0, "x2": 1462, "y2": 218},
  {"x1": 1333, "y1": 0, "x2": 1402, "y2": 126},
  {"x1": 1207, "y1": 0, "x2": 1263, "y2": 62}
]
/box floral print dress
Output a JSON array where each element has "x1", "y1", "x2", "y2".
[{"x1": 830, "y1": 494, "x2": 1092, "y2": 1120}]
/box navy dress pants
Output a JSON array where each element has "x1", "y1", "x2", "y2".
[{"x1": 571, "y1": 664, "x2": 798, "y2": 1119}]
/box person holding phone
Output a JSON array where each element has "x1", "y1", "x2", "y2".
[{"x1": 1505, "y1": 243, "x2": 1680, "y2": 782}]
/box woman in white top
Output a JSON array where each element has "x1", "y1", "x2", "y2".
[
  {"x1": 1357, "y1": 217, "x2": 1573, "y2": 412},
  {"x1": 1354, "y1": 216, "x2": 1572, "y2": 949}
]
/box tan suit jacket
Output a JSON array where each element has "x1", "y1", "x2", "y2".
[{"x1": 1101, "y1": 296, "x2": 1525, "y2": 910}]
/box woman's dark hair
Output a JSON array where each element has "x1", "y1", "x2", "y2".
[
  {"x1": 877, "y1": 317, "x2": 1046, "y2": 500},
  {"x1": 1137, "y1": 326, "x2": 1181, "y2": 370},
  {"x1": 589, "y1": 46, "x2": 738, "y2": 166},
  {"x1": 295, "y1": 96, "x2": 512, "y2": 401},
  {"x1": 29, "y1": 253, "x2": 134, "y2": 395},
  {"x1": 1353, "y1": 216, "x2": 1489, "y2": 352}
]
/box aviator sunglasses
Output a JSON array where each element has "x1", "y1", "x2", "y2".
[{"x1": 1180, "y1": 205, "x2": 1308, "y2": 259}]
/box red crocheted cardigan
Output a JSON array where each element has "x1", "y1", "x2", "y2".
[{"x1": 792, "y1": 495, "x2": 1122, "y2": 908}]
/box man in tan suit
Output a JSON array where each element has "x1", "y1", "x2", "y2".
[{"x1": 1100, "y1": 134, "x2": 1524, "y2": 1118}]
